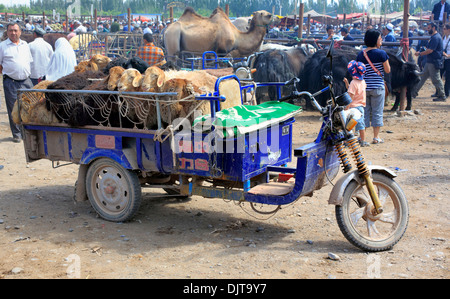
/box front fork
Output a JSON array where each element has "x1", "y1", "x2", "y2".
[{"x1": 334, "y1": 136, "x2": 383, "y2": 214}]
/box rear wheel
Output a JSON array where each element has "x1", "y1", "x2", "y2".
[
  {"x1": 336, "y1": 173, "x2": 409, "y2": 252},
  {"x1": 86, "y1": 158, "x2": 141, "y2": 222}
]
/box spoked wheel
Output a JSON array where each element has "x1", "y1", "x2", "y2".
[
  {"x1": 336, "y1": 173, "x2": 409, "y2": 252},
  {"x1": 86, "y1": 158, "x2": 141, "y2": 222}
]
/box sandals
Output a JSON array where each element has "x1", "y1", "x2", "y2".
[
  {"x1": 372, "y1": 137, "x2": 384, "y2": 144},
  {"x1": 359, "y1": 140, "x2": 370, "y2": 147}
]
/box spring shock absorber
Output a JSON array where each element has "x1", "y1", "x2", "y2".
[
  {"x1": 334, "y1": 142, "x2": 352, "y2": 173},
  {"x1": 347, "y1": 136, "x2": 383, "y2": 214}
]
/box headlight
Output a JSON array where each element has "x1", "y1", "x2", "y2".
[
  {"x1": 235, "y1": 67, "x2": 250, "y2": 80},
  {"x1": 342, "y1": 108, "x2": 362, "y2": 131}
]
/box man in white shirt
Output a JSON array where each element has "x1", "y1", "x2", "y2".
[
  {"x1": 29, "y1": 27, "x2": 53, "y2": 85},
  {"x1": 0, "y1": 23, "x2": 34, "y2": 142},
  {"x1": 143, "y1": 23, "x2": 153, "y2": 35},
  {"x1": 73, "y1": 21, "x2": 87, "y2": 34}
]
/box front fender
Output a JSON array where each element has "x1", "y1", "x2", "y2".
[
  {"x1": 81, "y1": 148, "x2": 136, "y2": 170},
  {"x1": 328, "y1": 166, "x2": 397, "y2": 206}
]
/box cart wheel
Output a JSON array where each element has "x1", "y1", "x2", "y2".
[
  {"x1": 335, "y1": 173, "x2": 409, "y2": 252},
  {"x1": 86, "y1": 158, "x2": 141, "y2": 222}
]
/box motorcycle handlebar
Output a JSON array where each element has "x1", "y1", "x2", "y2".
[{"x1": 279, "y1": 86, "x2": 329, "y2": 113}]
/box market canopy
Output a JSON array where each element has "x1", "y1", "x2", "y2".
[{"x1": 304, "y1": 10, "x2": 332, "y2": 18}]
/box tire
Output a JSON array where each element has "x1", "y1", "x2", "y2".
[
  {"x1": 86, "y1": 158, "x2": 142, "y2": 222},
  {"x1": 335, "y1": 172, "x2": 409, "y2": 252}
]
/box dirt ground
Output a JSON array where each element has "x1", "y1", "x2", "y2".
[{"x1": 0, "y1": 80, "x2": 448, "y2": 280}]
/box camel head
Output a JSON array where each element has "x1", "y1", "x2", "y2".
[{"x1": 250, "y1": 10, "x2": 273, "y2": 28}]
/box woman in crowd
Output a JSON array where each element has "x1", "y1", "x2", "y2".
[
  {"x1": 356, "y1": 29, "x2": 391, "y2": 144},
  {"x1": 46, "y1": 37, "x2": 77, "y2": 81}
]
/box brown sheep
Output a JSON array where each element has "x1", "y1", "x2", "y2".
[
  {"x1": 140, "y1": 66, "x2": 166, "y2": 92},
  {"x1": 75, "y1": 60, "x2": 98, "y2": 73},
  {"x1": 12, "y1": 80, "x2": 59, "y2": 125},
  {"x1": 90, "y1": 55, "x2": 111, "y2": 70},
  {"x1": 117, "y1": 68, "x2": 149, "y2": 128},
  {"x1": 160, "y1": 78, "x2": 208, "y2": 125},
  {"x1": 75, "y1": 55, "x2": 111, "y2": 73},
  {"x1": 106, "y1": 66, "x2": 126, "y2": 91}
]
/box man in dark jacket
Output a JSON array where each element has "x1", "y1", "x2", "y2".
[
  {"x1": 414, "y1": 22, "x2": 446, "y2": 102},
  {"x1": 432, "y1": 0, "x2": 450, "y2": 23}
]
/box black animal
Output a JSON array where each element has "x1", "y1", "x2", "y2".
[
  {"x1": 253, "y1": 46, "x2": 309, "y2": 103},
  {"x1": 67, "y1": 78, "x2": 128, "y2": 128},
  {"x1": 385, "y1": 49, "x2": 422, "y2": 111},
  {"x1": 299, "y1": 47, "x2": 356, "y2": 109},
  {"x1": 102, "y1": 56, "x2": 150, "y2": 75},
  {"x1": 299, "y1": 46, "x2": 422, "y2": 110},
  {"x1": 45, "y1": 70, "x2": 106, "y2": 122}
]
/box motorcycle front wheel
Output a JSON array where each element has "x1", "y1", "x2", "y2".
[{"x1": 336, "y1": 173, "x2": 409, "y2": 252}]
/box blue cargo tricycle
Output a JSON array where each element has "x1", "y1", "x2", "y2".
[{"x1": 18, "y1": 51, "x2": 408, "y2": 252}]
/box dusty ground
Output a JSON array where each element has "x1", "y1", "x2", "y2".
[{"x1": 0, "y1": 80, "x2": 448, "y2": 280}]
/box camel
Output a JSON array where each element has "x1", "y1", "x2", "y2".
[{"x1": 164, "y1": 7, "x2": 273, "y2": 61}]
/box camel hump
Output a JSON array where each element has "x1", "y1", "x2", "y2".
[
  {"x1": 179, "y1": 6, "x2": 205, "y2": 21},
  {"x1": 210, "y1": 7, "x2": 226, "y2": 17}
]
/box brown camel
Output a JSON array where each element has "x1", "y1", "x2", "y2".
[{"x1": 164, "y1": 7, "x2": 272, "y2": 61}]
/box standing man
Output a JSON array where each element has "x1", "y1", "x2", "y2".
[
  {"x1": 137, "y1": 33, "x2": 166, "y2": 67},
  {"x1": 0, "y1": 23, "x2": 33, "y2": 143},
  {"x1": 28, "y1": 27, "x2": 53, "y2": 86},
  {"x1": 441, "y1": 24, "x2": 450, "y2": 97},
  {"x1": 414, "y1": 22, "x2": 446, "y2": 102},
  {"x1": 432, "y1": 0, "x2": 450, "y2": 23},
  {"x1": 340, "y1": 27, "x2": 354, "y2": 41},
  {"x1": 383, "y1": 23, "x2": 397, "y2": 48}
]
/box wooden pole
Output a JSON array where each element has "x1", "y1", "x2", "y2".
[
  {"x1": 127, "y1": 8, "x2": 131, "y2": 32},
  {"x1": 94, "y1": 9, "x2": 97, "y2": 31},
  {"x1": 400, "y1": 0, "x2": 410, "y2": 112},
  {"x1": 225, "y1": 4, "x2": 229, "y2": 16},
  {"x1": 307, "y1": 14, "x2": 311, "y2": 37},
  {"x1": 170, "y1": 7, "x2": 173, "y2": 23},
  {"x1": 298, "y1": 3, "x2": 304, "y2": 40}
]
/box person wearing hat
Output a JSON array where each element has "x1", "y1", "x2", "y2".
[
  {"x1": 74, "y1": 21, "x2": 87, "y2": 34},
  {"x1": 383, "y1": 23, "x2": 396, "y2": 48},
  {"x1": 350, "y1": 23, "x2": 361, "y2": 35},
  {"x1": 28, "y1": 27, "x2": 53, "y2": 86},
  {"x1": 344, "y1": 60, "x2": 368, "y2": 146},
  {"x1": 143, "y1": 23, "x2": 153, "y2": 35}
]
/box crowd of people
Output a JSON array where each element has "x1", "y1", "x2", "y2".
[
  {"x1": 0, "y1": 18, "x2": 167, "y2": 144},
  {"x1": 343, "y1": 20, "x2": 447, "y2": 148},
  {"x1": 0, "y1": 1, "x2": 448, "y2": 147}
]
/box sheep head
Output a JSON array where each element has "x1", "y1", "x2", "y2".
[
  {"x1": 141, "y1": 66, "x2": 165, "y2": 92},
  {"x1": 118, "y1": 68, "x2": 143, "y2": 92},
  {"x1": 75, "y1": 60, "x2": 99, "y2": 73},
  {"x1": 161, "y1": 78, "x2": 197, "y2": 100},
  {"x1": 90, "y1": 54, "x2": 111, "y2": 70},
  {"x1": 107, "y1": 66, "x2": 125, "y2": 91}
]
